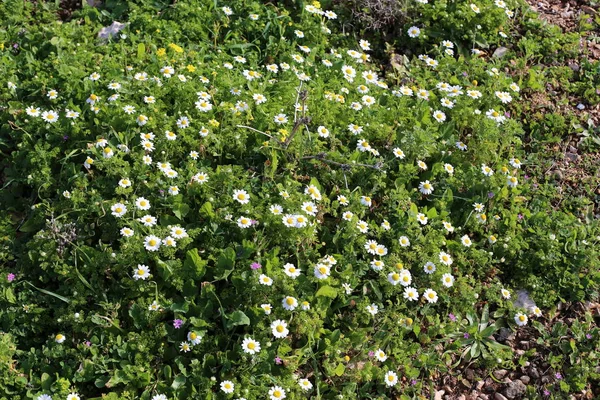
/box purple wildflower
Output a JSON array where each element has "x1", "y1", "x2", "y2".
[
  {"x1": 488, "y1": 192, "x2": 495, "y2": 199},
  {"x1": 586, "y1": 333, "x2": 592, "y2": 339},
  {"x1": 63, "y1": 135, "x2": 69, "y2": 141},
  {"x1": 410, "y1": 379, "x2": 418, "y2": 386},
  {"x1": 274, "y1": 356, "x2": 282, "y2": 365},
  {"x1": 543, "y1": 389, "x2": 551, "y2": 396},
  {"x1": 518, "y1": 214, "x2": 524, "y2": 220},
  {"x1": 85, "y1": 341, "x2": 92, "y2": 347},
  {"x1": 7, "y1": 273, "x2": 15, "y2": 282},
  {"x1": 555, "y1": 372, "x2": 562, "y2": 380},
  {"x1": 464, "y1": 333, "x2": 470, "y2": 339},
  {"x1": 368, "y1": 351, "x2": 375, "y2": 357},
  {"x1": 251, "y1": 262, "x2": 262, "y2": 270},
  {"x1": 449, "y1": 313, "x2": 456, "y2": 322},
  {"x1": 173, "y1": 319, "x2": 183, "y2": 329}
]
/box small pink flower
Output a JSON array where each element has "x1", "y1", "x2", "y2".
[
  {"x1": 7, "y1": 273, "x2": 15, "y2": 282},
  {"x1": 274, "y1": 356, "x2": 282, "y2": 365},
  {"x1": 251, "y1": 262, "x2": 262, "y2": 270}
]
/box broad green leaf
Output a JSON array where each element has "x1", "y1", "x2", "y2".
[
  {"x1": 184, "y1": 249, "x2": 207, "y2": 280},
  {"x1": 172, "y1": 375, "x2": 186, "y2": 390},
  {"x1": 137, "y1": 43, "x2": 145, "y2": 60},
  {"x1": 315, "y1": 285, "x2": 337, "y2": 298},
  {"x1": 226, "y1": 310, "x2": 250, "y2": 330}
]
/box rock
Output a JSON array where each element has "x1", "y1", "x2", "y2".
[
  {"x1": 495, "y1": 394, "x2": 509, "y2": 400},
  {"x1": 457, "y1": 395, "x2": 467, "y2": 400},
  {"x1": 504, "y1": 380, "x2": 527, "y2": 399},
  {"x1": 461, "y1": 378, "x2": 471, "y2": 388},
  {"x1": 520, "y1": 376, "x2": 531, "y2": 384},
  {"x1": 541, "y1": 375, "x2": 551, "y2": 384},
  {"x1": 478, "y1": 395, "x2": 489, "y2": 400},
  {"x1": 530, "y1": 367, "x2": 540, "y2": 379},
  {"x1": 493, "y1": 370, "x2": 508, "y2": 380},
  {"x1": 565, "y1": 152, "x2": 578, "y2": 162},
  {"x1": 513, "y1": 290, "x2": 536, "y2": 310},
  {"x1": 493, "y1": 47, "x2": 509, "y2": 58},
  {"x1": 476, "y1": 380, "x2": 485, "y2": 390},
  {"x1": 515, "y1": 349, "x2": 525, "y2": 356},
  {"x1": 465, "y1": 368, "x2": 475, "y2": 381},
  {"x1": 434, "y1": 390, "x2": 445, "y2": 400},
  {"x1": 98, "y1": 21, "x2": 127, "y2": 40},
  {"x1": 519, "y1": 341, "x2": 530, "y2": 350}
]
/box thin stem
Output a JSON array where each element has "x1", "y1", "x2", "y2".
[{"x1": 236, "y1": 125, "x2": 272, "y2": 138}]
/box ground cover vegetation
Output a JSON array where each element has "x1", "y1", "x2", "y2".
[{"x1": 0, "y1": 0, "x2": 599, "y2": 399}]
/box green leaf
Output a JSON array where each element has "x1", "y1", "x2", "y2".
[
  {"x1": 427, "y1": 207, "x2": 438, "y2": 219},
  {"x1": 170, "y1": 301, "x2": 189, "y2": 313},
  {"x1": 172, "y1": 202, "x2": 190, "y2": 220},
  {"x1": 128, "y1": 303, "x2": 145, "y2": 329},
  {"x1": 94, "y1": 376, "x2": 110, "y2": 388},
  {"x1": 4, "y1": 287, "x2": 16, "y2": 304},
  {"x1": 226, "y1": 310, "x2": 250, "y2": 330},
  {"x1": 184, "y1": 249, "x2": 207, "y2": 280},
  {"x1": 41, "y1": 372, "x2": 52, "y2": 390},
  {"x1": 334, "y1": 363, "x2": 345, "y2": 376},
  {"x1": 214, "y1": 247, "x2": 236, "y2": 280},
  {"x1": 199, "y1": 201, "x2": 215, "y2": 218},
  {"x1": 315, "y1": 285, "x2": 337, "y2": 298},
  {"x1": 163, "y1": 365, "x2": 172, "y2": 380},
  {"x1": 19, "y1": 217, "x2": 43, "y2": 233},
  {"x1": 172, "y1": 374, "x2": 186, "y2": 390},
  {"x1": 25, "y1": 282, "x2": 70, "y2": 303},
  {"x1": 137, "y1": 43, "x2": 145, "y2": 60}
]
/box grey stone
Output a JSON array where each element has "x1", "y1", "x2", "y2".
[
  {"x1": 98, "y1": 21, "x2": 127, "y2": 40},
  {"x1": 495, "y1": 394, "x2": 508, "y2": 400},
  {"x1": 476, "y1": 381, "x2": 485, "y2": 390},
  {"x1": 520, "y1": 376, "x2": 531, "y2": 384},
  {"x1": 493, "y1": 47, "x2": 509, "y2": 58},
  {"x1": 504, "y1": 380, "x2": 527, "y2": 399},
  {"x1": 493, "y1": 370, "x2": 508, "y2": 380},
  {"x1": 434, "y1": 390, "x2": 445, "y2": 400},
  {"x1": 513, "y1": 290, "x2": 536, "y2": 310}
]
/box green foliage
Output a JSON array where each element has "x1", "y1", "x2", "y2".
[{"x1": 0, "y1": 0, "x2": 599, "y2": 399}]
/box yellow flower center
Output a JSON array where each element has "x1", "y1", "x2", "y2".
[
  {"x1": 388, "y1": 375, "x2": 394, "y2": 381},
  {"x1": 137, "y1": 269, "x2": 145, "y2": 275},
  {"x1": 148, "y1": 240, "x2": 157, "y2": 246},
  {"x1": 319, "y1": 267, "x2": 327, "y2": 274},
  {"x1": 190, "y1": 333, "x2": 197, "y2": 340},
  {"x1": 286, "y1": 298, "x2": 295, "y2": 305},
  {"x1": 289, "y1": 267, "x2": 296, "y2": 273},
  {"x1": 276, "y1": 325, "x2": 284, "y2": 333},
  {"x1": 392, "y1": 273, "x2": 400, "y2": 281},
  {"x1": 248, "y1": 342, "x2": 255, "y2": 349}
]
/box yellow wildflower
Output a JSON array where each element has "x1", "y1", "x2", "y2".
[
  {"x1": 156, "y1": 48, "x2": 166, "y2": 57},
  {"x1": 186, "y1": 64, "x2": 196, "y2": 73},
  {"x1": 209, "y1": 119, "x2": 219, "y2": 127},
  {"x1": 168, "y1": 43, "x2": 184, "y2": 53},
  {"x1": 312, "y1": 1, "x2": 321, "y2": 8}
]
